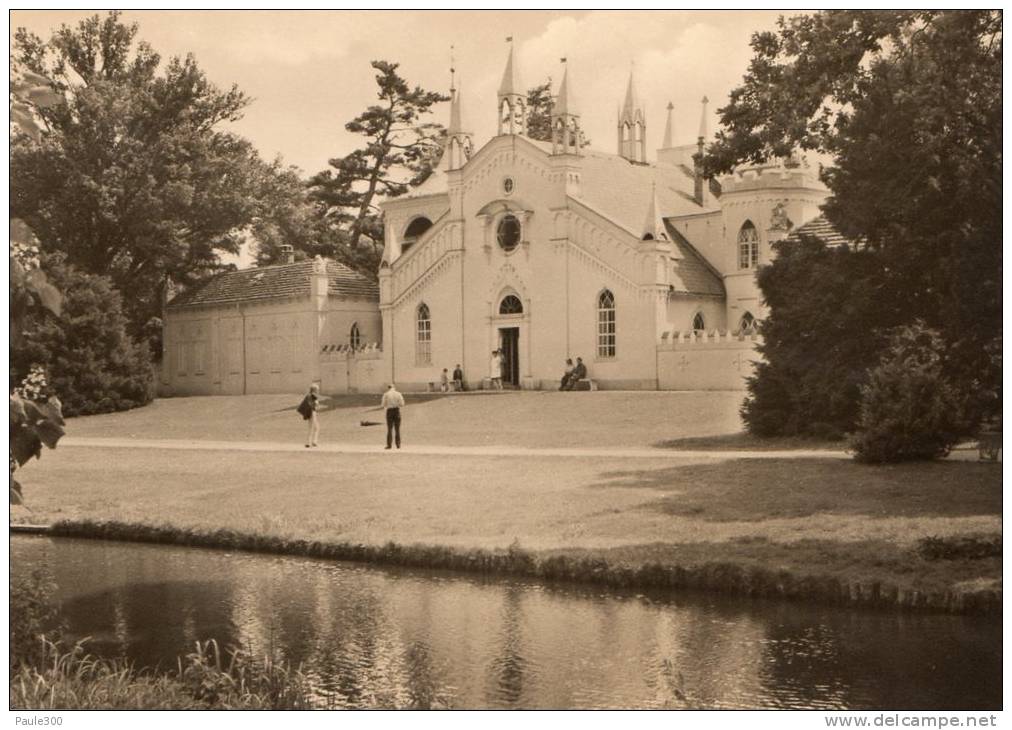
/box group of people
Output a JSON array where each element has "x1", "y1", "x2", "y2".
[
  {"x1": 559, "y1": 356, "x2": 587, "y2": 391},
  {"x1": 439, "y1": 365, "x2": 466, "y2": 393},
  {"x1": 298, "y1": 352, "x2": 589, "y2": 450},
  {"x1": 298, "y1": 382, "x2": 406, "y2": 450}
]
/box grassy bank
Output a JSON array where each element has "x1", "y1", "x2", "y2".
[{"x1": 45, "y1": 520, "x2": 1001, "y2": 614}]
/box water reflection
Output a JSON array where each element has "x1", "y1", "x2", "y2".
[{"x1": 11, "y1": 537, "x2": 1000, "y2": 710}]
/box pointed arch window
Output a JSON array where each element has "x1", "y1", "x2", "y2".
[
  {"x1": 738, "y1": 221, "x2": 760, "y2": 270},
  {"x1": 416, "y1": 303, "x2": 432, "y2": 365},
  {"x1": 739, "y1": 311, "x2": 757, "y2": 334},
  {"x1": 499, "y1": 295, "x2": 523, "y2": 315},
  {"x1": 692, "y1": 312, "x2": 706, "y2": 332},
  {"x1": 597, "y1": 289, "x2": 616, "y2": 358},
  {"x1": 349, "y1": 322, "x2": 361, "y2": 349}
]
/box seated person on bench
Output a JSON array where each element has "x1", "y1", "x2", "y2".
[{"x1": 563, "y1": 357, "x2": 587, "y2": 391}]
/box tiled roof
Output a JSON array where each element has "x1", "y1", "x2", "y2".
[
  {"x1": 664, "y1": 224, "x2": 726, "y2": 297},
  {"x1": 167, "y1": 259, "x2": 378, "y2": 309},
  {"x1": 575, "y1": 148, "x2": 716, "y2": 235},
  {"x1": 784, "y1": 215, "x2": 862, "y2": 249}
]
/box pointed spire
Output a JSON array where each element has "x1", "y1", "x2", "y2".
[
  {"x1": 642, "y1": 182, "x2": 668, "y2": 241},
  {"x1": 662, "y1": 101, "x2": 675, "y2": 149},
  {"x1": 448, "y1": 84, "x2": 464, "y2": 135},
  {"x1": 622, "y1": 65, "x2": 639, "y2": 117},
  {"x1": 698, "y1": 95, "x2": 709, "y2": 141},
  {"x1": 555, "y1": 61, "x2": 575, "y2": 116},
  {"x1": 498, "y1": 38, "x2": 522, "y2": 97}
]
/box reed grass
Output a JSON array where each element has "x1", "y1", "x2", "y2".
[{"x1": 10, "y1": 637, "x2": 316, "y2": 710}]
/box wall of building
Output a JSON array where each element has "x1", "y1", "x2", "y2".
[
  {"x1": 319, "y1": 345, "x2": 387, "y2": 394},
  {"x1": 162, "y1": 292, "x2": 381, "y2": 397},
  {"x1": 657, "y1": 331, "x2": 760, "y2": 391},
  {"x1": 381, "y1": 138, "x2": 670, "y2": 392},
  {"x1": 162, "y1": 299, "x2": 320, "y2": 397},
  {"x1": 319, "y1": 297, "x2": 383, "y2": 350}
]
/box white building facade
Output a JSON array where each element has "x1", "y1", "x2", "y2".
[{"x1": 378, "y1": 45, "x2": 828, "y2": 391}]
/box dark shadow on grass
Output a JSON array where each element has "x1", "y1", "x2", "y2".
[
  {"x1": 592, "y1": 458, "x2": 1002, "y2": 521},
  {"x1": 653, "y1": 432, "x2": 843, "y2": 451}
]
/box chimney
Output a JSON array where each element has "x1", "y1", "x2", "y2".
[
  {"x1": 694, "y1": 95, "x2": 709, "y2": 206},
  {"x1": 280, "y1": 244, "x2": 295, "y2": 264}
]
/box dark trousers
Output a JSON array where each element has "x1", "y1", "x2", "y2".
[{"x1": 386, "y1": 408, "x2": 401, "y2": 448}]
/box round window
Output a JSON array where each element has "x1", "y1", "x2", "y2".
[
  {"x1": 496, "y1": 214, "x2": 521, "y2": 252},
  {"x1": 502, "y1": 177, "x2": 515, "y2": 195}
]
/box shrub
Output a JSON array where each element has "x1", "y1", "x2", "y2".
[
  {"x1": 11, "y1": 253, "x2": 155, "y2": 417},
  {"x1": 849, "y1": 323, "x2": 965, "y2": 463},
  {"x1": 741, "y1": 236, "x2": 900, "y2": 438},
  {"x1": 917, "y1": 535, "x2": 1001, "y2": 561}
]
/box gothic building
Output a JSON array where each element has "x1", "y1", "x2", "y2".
[{"x1": 377, "y1": 43, "x2": 828, "y2": 390}]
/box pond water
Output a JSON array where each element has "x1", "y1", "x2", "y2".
[{"x1": 11, "y1": 536, "x2": 1000, "y2": 710}]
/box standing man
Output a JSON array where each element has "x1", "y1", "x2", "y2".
[
  {"x1": 452, "y1": 364, "x2": 464, "y2": 391},
  {"x1": 489, "y1": 349, "x2": 503, "y2": 391},
  {"x1": 381, "y1": 383, "x2": 405, "y2": 450}
]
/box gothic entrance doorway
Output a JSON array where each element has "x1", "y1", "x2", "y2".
[{"x1": 499, "y1": 327, "x2": 520, "y2": 388}]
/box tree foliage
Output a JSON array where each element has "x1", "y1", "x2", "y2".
[
  {"x1": 11, "y1": 12, "x2": 308, "y2": 336},
  {"x1": 12, "y1": 253, "x2": 156, "y2": 418},
  {"x1": 741, "y1": 236, "x2": 902, "y2": 438},
  {"x1": 710, "y1": 10, "x2": 1001, "y2": 435},
  {"x1": 850, "y1": 324, "x2": 965, "y2": 463},
  {"x1": 10, "y1": 66, "x2": 67, "y2": 505},
  {"x1": 307, "y1": 61, "x2": 448, "y2": 278}
]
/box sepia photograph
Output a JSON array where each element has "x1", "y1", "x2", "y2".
[{"x1": 8, "y1": 8, "x2": 1002, "y2": 716}]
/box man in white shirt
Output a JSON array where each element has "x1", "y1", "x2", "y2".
[
  {"x1": 381, "y1": 383, "x2": 405, "y2": 449},
  {"x1": 489, "y1": 349, "x2": 503, "y2": 391}
]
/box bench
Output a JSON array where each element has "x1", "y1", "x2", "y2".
[{"x1": 572, "y1": 378, "x2": 598, "y2": 392}]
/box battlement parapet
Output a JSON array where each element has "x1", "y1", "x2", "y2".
[
  {"x1": 319, "y1": 342, "x2": 383, "y2": 360},
  {"x1": 718, "y1": 164, "x2": 825, "y2": 195},
  {"x1": 658, "y1": 329, "x2": 760, "y2": 348}
]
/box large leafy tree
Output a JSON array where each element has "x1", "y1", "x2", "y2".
[
  {"x1": 11, "y1": 12, "x2": 305, "y2": 336},
  {"x1": 308, "y1": 61, "x2": 447, "y2": 277},
  {"x1": 707, "y1": 10, "x2": 1001, "y2": 429}
]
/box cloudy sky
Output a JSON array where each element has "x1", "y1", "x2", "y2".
[{"x1": 12, "y1": 10, "x2": 791, "y2": 176}]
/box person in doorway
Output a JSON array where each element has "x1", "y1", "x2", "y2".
[
  {"x1": 559, "y1": 358, "x2": 574, "y2": 391},
  {"x1": 381, "y1": 383, "x2": 405, "y2": 449},
  {"x1": 564, "y1": 357, "x2": 587, "y2": 391},
  {"x1": 489, "y1": 349, "x2": 503, "y2": 391},
  {"x1": 452, "y1": 364, "x2": 464, "y2": 392},
  {"x1": 440, "y1": 368, "x2": 450, "y2": 393},
  {"x1": 298, "y1": 383, "x2": 320, "y2": 447}
]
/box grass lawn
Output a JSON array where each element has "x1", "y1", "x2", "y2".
[
  {"x1": 13, "y1": 392, "x2": 1001, "y2": 609},
  {"x1": 62, "y1": 390, "x2": 747, "y2": 448}
]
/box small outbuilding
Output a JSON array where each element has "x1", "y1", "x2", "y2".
[{"x1": 161, "y1": 254, "x2": 380, "y2": 395}]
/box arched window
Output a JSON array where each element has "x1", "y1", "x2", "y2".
[
  {"x1": 499, "y1": 294, "x2": 523, "y2": 315},
  {"x1": 349, "y1": 322, "x2": 361, "y2": 349},
  {"x1": 738, "y1": 221, "x2": 760, "y2": 270},
  {"x1": 496, "y1": 214, "x2": 522, "y2": 252},
  {"x1": 416, "y1": 303, "x2": 431, "y2": 365},
  {"x1": 597, "y1": 289, "x2": 616, "y2": 358},
  {"x1": 402, "y1": 217, "x2": 433, "y2": 255},
  {"x1": 692, "y1": 312, "x2": 705, "y2": 332},
  {"x1": 739, "y1": 311, "x2": 757, "y2": 333}
]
